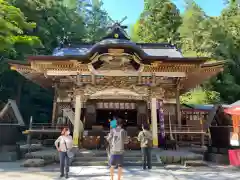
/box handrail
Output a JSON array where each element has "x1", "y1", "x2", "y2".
[{"x1": 30, "y1": 123, "x2": 68, "y2": 130}]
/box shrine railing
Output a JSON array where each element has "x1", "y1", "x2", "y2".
[
  {"x1": 31, "y1": 123, "x2": 68, "y2": 130},
  {"x1": 161, "y1": 124, "x2": 205, "y2": 133}
]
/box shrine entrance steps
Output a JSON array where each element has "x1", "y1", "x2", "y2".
[{"x1": 71, "y1": 150, "x2": 163, "y2": 167}]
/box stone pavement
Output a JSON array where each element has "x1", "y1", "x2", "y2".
[
  {"x1": 1, "y1": 162, "x2": 240, "y2": 180},
  {"x1": 165, "y1": 165, "x2": 240, "y2": 180}
]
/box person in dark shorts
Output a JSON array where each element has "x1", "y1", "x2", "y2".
[
  {"x1": 138, "y1": 124, "x2": 153, "y2": 170},
  {"x1": 107, "y1": 118, "x2": 129, "y2": 180}
]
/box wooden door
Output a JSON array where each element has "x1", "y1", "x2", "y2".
[
  {"x1": 85, "y1": 101, "x2": 96, "y2": 129},
  {"x1": 137, "y1": 101, "x2": 148, "y2": 127}
]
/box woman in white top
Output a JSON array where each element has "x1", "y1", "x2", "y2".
[{"x1": 55, "y1": 127, "x2": 73, "y2": 179}]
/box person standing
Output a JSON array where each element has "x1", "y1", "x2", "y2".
[
  {"x1": 55, "y1": 127, "x2": 73, "y2": 179},
  {"x1": 107, "y1": 118, "x2": 129, "y2": 180},
  {"x1": 137, "y1": 124, "x2": 153, "y2": 170}
]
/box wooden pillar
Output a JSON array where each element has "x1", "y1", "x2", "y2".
[
  {"x1": 151, "y1": 97, "x2": 158, "y2": 147},
  {"x1": 200, "y1": 120, "x2": 204, "y2": 147},
  {"x1": 176, "y1": 87, "x2": 181, "y2": 128},
  {"x1": 73, "y1": 94, "x2": 82, "y2": 148},
  {"x1": 51, "y1": 101, "x2": 57, "y2": 127},
  {"x1": 27, "y1": 116, "x2": 33, "y2": 152},
  {"x1": 51, "y1": 87, "x2": 57, "y2": 127}
]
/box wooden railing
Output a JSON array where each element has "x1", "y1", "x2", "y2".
[
  {"x1": 160, "y1": 124, "x2": 205, "y2": 134},
  {"x1": 31, "y1": 123, "x2": 68, "y2": 130}
]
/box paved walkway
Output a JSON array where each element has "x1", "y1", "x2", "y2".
[{"x1": 1, "y1": 162, "x2": 240, "y2": 180}]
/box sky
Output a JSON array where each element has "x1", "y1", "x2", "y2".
[{"x1": 102, "y1": 0, "x2": 226, "y2": 26}]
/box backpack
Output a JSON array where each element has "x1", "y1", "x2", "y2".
[{"x1": 142, "y1": 132, "x2": 153, "y2": 147}]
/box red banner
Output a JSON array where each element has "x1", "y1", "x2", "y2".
[{"x1": 229, "y1": 149, "x2": 240, "y2": 166}]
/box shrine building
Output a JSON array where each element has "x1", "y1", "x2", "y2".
[{"x1": 8, "y1": 23, "x2": 224, "y2": 148}]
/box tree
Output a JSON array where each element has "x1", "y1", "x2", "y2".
[
  {"x1": 9, "y1": 0, "x2": 86, "y2": 54},
  {"x1": 83, "y1": 0, "x2": 110, "y2": 42},
  {"x1": 178, "y1": 0, "x2": 222, "y2": 58},
  {"x1": 135, "y1": 0, "x2": 182, "y2": 43},
  {"x1": 4, "y1": 0, "x2": 86, "y2": 123},
  {"x1": 130, "y1": 20, "x2": 141, "y2": 42},
  {"x1": 178, "y1": 0, "x2": 206, "y2": 56},
  {"x1": 0, "y1": 0, "x2": 41, "y2": 55},
  {"x1": 208, "y1": 0, "x2": 240, "y2": 103}
]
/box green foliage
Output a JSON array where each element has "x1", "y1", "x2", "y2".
[
  {"x1": 8, "y1": 0, "x2": 86, "y2": 54},
  {"x1": 83, "y1": 0, "x2": 110, "y2": 42},
  {"x1": 180, "y1": 87, "x2": 220, "y2": 104},
  {"x1": 130, "y1": 20, "x2": 141, "y2": 42},
  {"x1": 208, "y1": 2, "x2": 240, "y2": 103},
  {"x1": 135, "y1": 0, "x2": 182, "y2": 43},
  {"x1": 178, "y1": 0, "x2": 207, "y2": 56},
  {"x1": 0, "y1": 0, "x2": 41, "y2": 53}
]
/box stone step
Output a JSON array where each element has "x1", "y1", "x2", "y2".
[
  {"x1": 0, "y1": 152, "x2": 18, "y2": 162},
  {"x1": 204, "y1": 152, "x2": 229, "y2": 164},
  {"x1": 75, "y1": 151, "x2": 143, "y2": 158},
  {"x1": 159, "y1": 153, "x2": 203, "y2": 164},
  {"x1": 74, "y1": 156, "x2": 158, "y2": 162},
  {"x1": 71, "y1": 161, "x2": 163, "y2": 167},
  {"x1": 184, "y1": 160, "x2": 208, "y2": 167}
]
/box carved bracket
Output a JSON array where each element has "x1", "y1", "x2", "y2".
[{"x1": 150, "y1": 87, "x2": 165, "y2": 100}]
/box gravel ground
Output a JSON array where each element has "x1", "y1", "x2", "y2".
[{"x1": 0, "y1": 161, "x2": 240, "y2": 180}]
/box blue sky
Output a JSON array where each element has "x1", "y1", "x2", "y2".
[{"x1": 102, "y1": 0, "x2": 226, "y2": 26}]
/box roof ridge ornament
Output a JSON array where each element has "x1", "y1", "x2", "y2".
[
  {"x1": 103, "y1": 16, "x2": 130, "y2": 40},
  {"x1": 108, "y1": 16, "x2": 128, "y2": 30}
]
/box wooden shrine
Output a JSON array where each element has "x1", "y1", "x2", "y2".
[{"x1": 8, "y1": 23, "x2": 224, "y2": 149}]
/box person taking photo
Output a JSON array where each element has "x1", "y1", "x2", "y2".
[
  {"x1": 137, "y1": 124, "x2": 153, "y2": 170},
  {"x1": 107, "y1": 118, "x2": 129, "y2": 180}
]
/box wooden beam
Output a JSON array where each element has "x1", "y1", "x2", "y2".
[
  {"x1": 51, "y1": 85, "x2": 57, "y2": 127},
  {"x1": 176, "y1": 83, "x2": 181, "y2": 128},
  {"x1": 46, "y1": 70, "x2": 186, "y2": 77}
]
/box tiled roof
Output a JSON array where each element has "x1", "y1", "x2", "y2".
[{"x1": 52, "y1": 39, "x2": 183, "y2": 58}]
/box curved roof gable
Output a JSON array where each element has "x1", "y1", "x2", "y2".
[{"x1": 52, "y1": 23, "x2": 183, "y2": 59}]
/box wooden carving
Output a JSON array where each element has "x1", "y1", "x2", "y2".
[
  {"x1": 96, "y1": 54, "x2": 137, "y2": 71},
  {"x1": 164, "y1": 89, "x2": 176, "y2": 99},
  {"x1": 151, "y1": 87, "x2": 165, "y2": 99},
  {"x1": 83, "y1": 84, "x2": 149, "y2": 100}
]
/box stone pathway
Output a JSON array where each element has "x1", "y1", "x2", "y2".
[
  {"x1": 165, "y1": 165, "x2": 240, "y2": 180},
  {"x1": 1, "y1": 162, "x2": 240, "y2": 180}
]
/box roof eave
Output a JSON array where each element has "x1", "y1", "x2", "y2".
[{"x1": 6, "y1": 59, "x2": 30, "y2": 66}]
